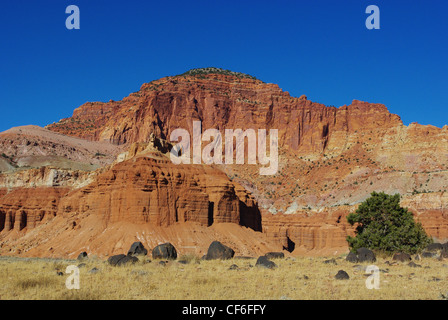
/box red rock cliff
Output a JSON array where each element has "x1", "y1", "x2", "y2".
[{"x1": 46, "y1": 73, "x2": 402, "y2": 156}]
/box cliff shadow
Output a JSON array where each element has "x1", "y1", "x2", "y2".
[
  {"x1": 208, "y1": 202, "x2": 214, "y2": 226},
  {"x1": 239, "y1": 201, "x2": 262, "y2": 232},
  {"x1": 0, "y1": 210, "x2": 4, "y2": 232},
  {"x1": 283, "y1": 235, "x2": 295, "y2": 253}
]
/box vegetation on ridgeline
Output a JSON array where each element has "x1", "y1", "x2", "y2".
[{"x1": 178, "y1": 67, "x2": 259, "y2": 80}]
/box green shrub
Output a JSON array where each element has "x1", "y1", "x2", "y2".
[{"x1": 346, "y1": 191, "x2": 431, "y2": 254}]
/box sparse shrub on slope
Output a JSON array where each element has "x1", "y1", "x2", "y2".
[{"x1": 346, "y1": 191, "x2": 432, "y2": 254}]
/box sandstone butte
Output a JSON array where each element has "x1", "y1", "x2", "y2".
[{"x1": 0, "y1": 68, "x2": 447, "y2": 258}]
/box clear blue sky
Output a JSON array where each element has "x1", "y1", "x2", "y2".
[{"x1": 1, "y1": 0, "x2": 447, "y2": 132}]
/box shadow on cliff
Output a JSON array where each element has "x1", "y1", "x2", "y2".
[{"x1": 239, "y1": 200, "x2": 262, "y2": 232}]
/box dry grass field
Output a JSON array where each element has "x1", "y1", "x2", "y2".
[{"x1": 0, "y1": 254, "x2": 447, "y2": 300}]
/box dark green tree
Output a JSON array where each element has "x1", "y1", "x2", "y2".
[{"x1": 346, "y1": 192, "x2": 431, "y2": 254}]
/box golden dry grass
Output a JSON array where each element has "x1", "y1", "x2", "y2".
[{"x1": 0, "y1": 255, "x2": 447, "y2": 300}]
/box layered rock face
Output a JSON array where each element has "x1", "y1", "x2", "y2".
[
  {"x1": 0, "y1": 125, "x2": 123, "y2": 172},
  {"x1": 47, "y1": 74, "x2": 402, "y2": 156},
  {"x1": 45, "y1": 72, "x2": 448, "y2": 207},
  {"x1": 262, "y1": 195, "x2": 448, "y2": 254},
  {"x1": 261, "y1": 208, "x2": 354, "y2": 255},
  {"x1": 0, "y1": 166, "x2": 95, "y2": 189},
  {"x1": 43, "y1": 70, "x2": 448, "y2": 251},
  {"x1": 57, "y1": 152, "x2": 261, "y2": 231},
  {"x1": 0, "y1": 141, "x2": 266, "y2": 257},
  {"x1": 0, "y1": 187, "x2": 70, "y2": 232},
  {"x1": 1, "y1": 68, "x2": 448, "y2": 257},
  {"x1": 401, "y1": 192, "x2": 448, "y2": 241}
]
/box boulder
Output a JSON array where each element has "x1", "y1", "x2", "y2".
[
  {"x1": 127, "y1": 242, "x2": 148, "y2": 256},
  {"x1": 353, "y1": 265, "x2": 367, "y2": 272},
  {"x1": 443, "y1": 242, "x2": 448, "y2": 251},
  {"x1": 255, "y1": 256, "x2": 277, "y2": 269},
  {"x1": 425, "y1": 243, "x2": 443, "y2": 252},
  {"x1": 439, "y1": 249, "x2": 448, "y2": 260},
  {"x1": 204, "y1": 241, "x2": 235, "y2": 260},
  {"x1": 108, "y1": 254, "x2": 127, "y2": 266},
  {"x1": 356, "y1": 248, "x2": 376, "y2": 263},
  {"x1": 88, "y1": 267, "x2": 99, "y2": 274},
  {"x1": 422, "y1": 251, "x2": 437, "y2": 258},
  {"x1": 77, "y1": 251, "x2": 88, "y2": 261},
  {"x1": 345, "y1": 248, "x2": 376, "y2": 263},
  {"x1": 118, "y1": 255, "x2": 139, "y2": 265},
  {"x1": 346, "y1": 252, "x2": 359, "y2": 263},
  {"x1": 107, "y1": 254, "x2": 138, "y2": 266},
  {"x1": 234, "y1": 256, "x2": 256, "y2": 260},
  {"x1": 152, "y1": 243, "x2": 177, "y2": 260},
  {"x1": 130, "y1": 270, "x2": 148, "y2": 276},
  {"x1": 264, "y1": 252, "x2": 285, "y2": 259},
  {"x1": 408, "y1": 261, "x2": 422, "y2": 268},
  {"x1": 392, "y1": 252, "x2": 412, "y2": 263},
  {"x1": 335, "y1": 270, "x2": 350, "y2": 280},
  {"x1": 323, "y1": 258, "x2": 337, "y2": 265}
]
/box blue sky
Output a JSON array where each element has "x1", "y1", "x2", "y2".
[{"x1": 1, "y1": 0, "x2": 447, "y2": 132}]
